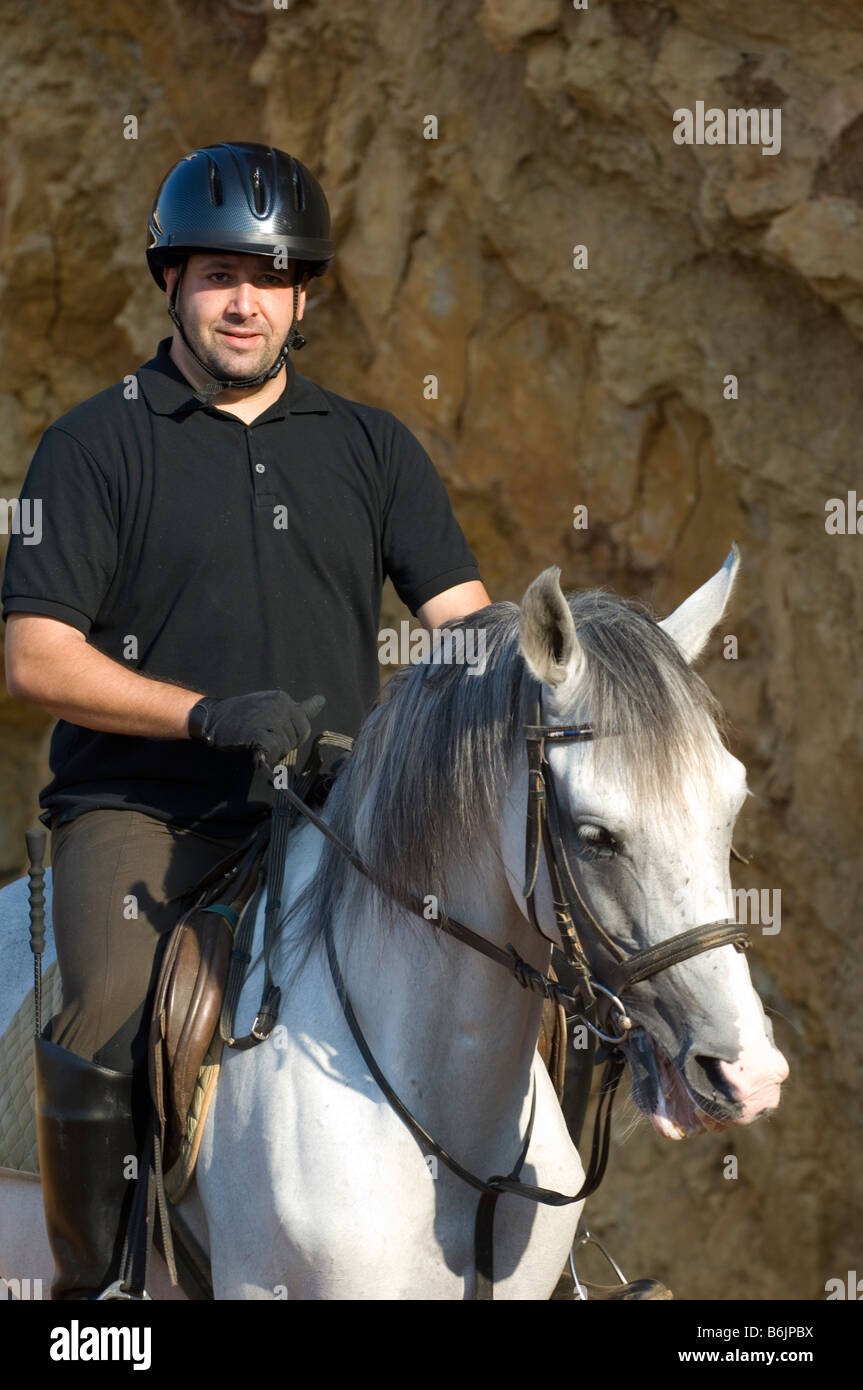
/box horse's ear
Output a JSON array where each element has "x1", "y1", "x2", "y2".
[
  {"x1": 519, "y1": 567, "x2": 586, "y2": 689},
  {"x1": 659, "y1": 544, "x2": 740, "y2": 663}
]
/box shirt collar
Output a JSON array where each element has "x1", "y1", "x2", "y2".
[{"x1": 136, "y1": 338, "x2": 330, "y2": 419}]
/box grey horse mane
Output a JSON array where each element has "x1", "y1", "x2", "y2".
[{"x1": 278, "y1": 591, "x2": 726, "y2": 960}]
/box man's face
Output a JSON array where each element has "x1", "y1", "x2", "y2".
[{"x1": 164, "y1": 252, "x2": 307, "y2": 383}]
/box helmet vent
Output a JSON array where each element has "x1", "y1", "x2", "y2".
[
  {"x1": 251, "y1": 166, "x2": 266, "y2": 215},
  {"x1": 207, "y1": 158, "x2": 224, "y2": 207},
  {"x1": 291, "y1": 158, "x2": 305, "y2": 213}
]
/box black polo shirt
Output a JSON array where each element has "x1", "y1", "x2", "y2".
[{"x1": 2, "y1": 339, "x2": 481, "y2": 835}]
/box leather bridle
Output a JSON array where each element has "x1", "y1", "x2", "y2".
[
  {"x1": 522, "y1": 691, "x2": 750, "y2": 1043},
  {"x1": 228, "y1": 687, "x2": 751, "y2": 1298}
]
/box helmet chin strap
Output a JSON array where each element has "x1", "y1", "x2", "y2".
[{"x1": 168, "y1": 263, "x2": 305, "y2": 402}]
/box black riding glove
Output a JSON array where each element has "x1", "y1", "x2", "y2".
[{"x1": 187, "y1": 689, "x2": 325, "y2": 765}]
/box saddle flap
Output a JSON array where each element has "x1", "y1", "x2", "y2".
[
  {"x1": 165, "y1": 915, "x2": 232, "y2": 1129},
  {"x1": 149, "y1": 829, "x2": 269, "y2": 1174}
]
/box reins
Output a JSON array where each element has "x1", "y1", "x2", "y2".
[{"x1": 222, "y1": 692, "x2": 750, "y2": 1298}]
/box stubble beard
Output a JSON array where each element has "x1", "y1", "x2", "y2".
[{"x1": 191, "y1": 323, "x2": 282, "y2": 385}]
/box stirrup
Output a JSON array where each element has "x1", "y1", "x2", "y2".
[
  {"x1": 569, "y1": 1229, "x2": 673, "y2": 1301},
  {"x1": 96, "y1": 1280, "x2": 152, "y2": 1301}
]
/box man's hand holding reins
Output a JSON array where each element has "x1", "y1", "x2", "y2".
[{"x1": 188, "y1": 689, "x2": 325, "y2": 765}]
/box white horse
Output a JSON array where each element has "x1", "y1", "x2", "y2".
[{"x1": 0, "y1": 551, "x2": 788, "y2": 1299}]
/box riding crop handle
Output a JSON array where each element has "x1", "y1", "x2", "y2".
[{"x1": 25, "y1": 826, "x2": 47, "y2": 1037}]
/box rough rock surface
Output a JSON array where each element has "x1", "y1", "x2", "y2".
[{"x1": 0, "y1": 0, "x2": 860, "y2": 1300}]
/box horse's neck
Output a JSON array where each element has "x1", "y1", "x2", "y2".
[{"x1": 328, "y1": 833, "x2": 550, "y2": 1148}]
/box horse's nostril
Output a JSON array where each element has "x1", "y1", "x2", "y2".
[{"x1": 693, "y1": 1055, "x2": 736, "y2": 1102}]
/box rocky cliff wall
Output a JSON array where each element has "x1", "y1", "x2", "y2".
[{"x1": 0, "y1": 0, "x2": 860, "y2": 1300}]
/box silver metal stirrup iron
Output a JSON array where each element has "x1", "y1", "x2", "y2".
[
  {"x1": 96, "y1": 1280, "x2": 152, "y2": 1301},
  {"x1": 569, "y1": 1228, "x2": 629, "y2": 1301}
]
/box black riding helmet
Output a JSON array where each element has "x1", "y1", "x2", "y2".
[{"x1": 146, "y1": 142, "x2": 334, "y2": 396}]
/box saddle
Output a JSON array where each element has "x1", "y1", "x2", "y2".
[{"x1": 148, "y1": 740, "x2": 351, "y2": 1185}]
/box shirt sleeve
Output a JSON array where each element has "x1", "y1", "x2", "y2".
[
  {"x1": 1, "y1": 426, "x2": 118, "y2": 636},
  {"x1": 381, "y1": 414, "x2": 482, "y2": 614}
]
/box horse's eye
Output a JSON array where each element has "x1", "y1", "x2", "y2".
[{"x1": 576, "y1": 824, "x2": 619, "y2": 859}]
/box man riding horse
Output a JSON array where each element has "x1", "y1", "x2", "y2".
[{"x1": 1, "y1": 141, "x2": 490, "y2": 1299}]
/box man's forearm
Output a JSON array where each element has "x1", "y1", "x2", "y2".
[{"x1": 11, "y1": 637, "x2": 202, "y2": 740}]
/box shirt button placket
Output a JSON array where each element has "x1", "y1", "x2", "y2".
[{"x1": 248, "y1": 430, "x2": 267, "y2": 498}]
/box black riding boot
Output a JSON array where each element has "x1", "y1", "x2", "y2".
[{"x1": 34, "y1": 1036, "x2": 143, "y2": 1299}]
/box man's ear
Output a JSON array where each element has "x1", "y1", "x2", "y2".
[{"x1": 162, "y1": 263, "x2": 179, "y2": 298}]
